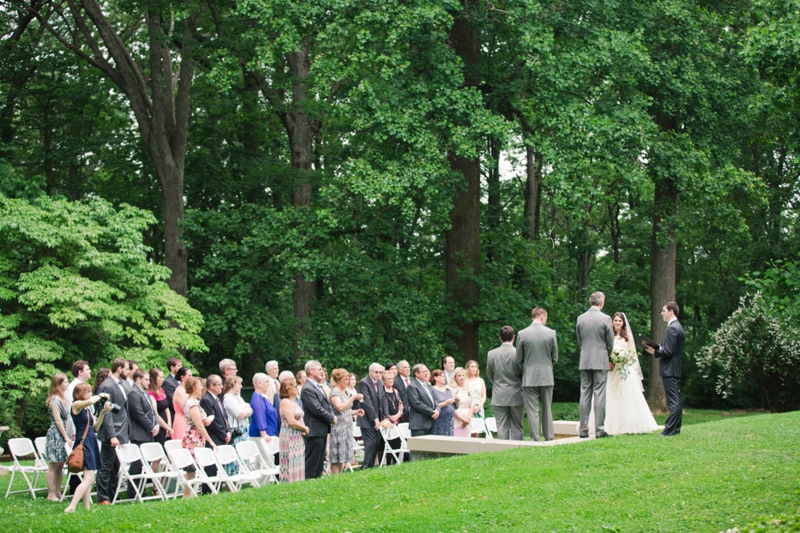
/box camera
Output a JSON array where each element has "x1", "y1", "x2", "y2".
[
  {"x1": 231, "y1": 426, "x2": 247, "y2": 439},
  {"x1": 96, "y1": 394, "x2": 122, "y2": 414}
]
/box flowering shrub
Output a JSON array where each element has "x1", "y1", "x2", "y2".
[{"x1": 697, "y1": 294, "x2": 800, "y2": 412}]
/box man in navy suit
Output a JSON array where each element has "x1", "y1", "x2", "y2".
[
  {"x1": 393, "y1": 361, "x2": 411, "y2": 423},
  {"x1": 645, "y1": 301, "x2": 685, "y2": 436},
  {"x1": 200, "y1": 375, "x2": 230, "y2": 494},
  {"x1": 301, "y1": 360, "x2": 337, "y2": 479}
]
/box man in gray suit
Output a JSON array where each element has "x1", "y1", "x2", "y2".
[
  {"x1": 486, "y1": 326, "x2": 524, "y2": 440},
  {"x1": 126, "y1": 368, "x2": 158, "y2": 499},
  {"x1": 406, "y1": 364, "x2": 440, "y2": 437},
  {"x1": 516, "y1": 308, "x2": 559, "y2": 441},
  {"x1": 576, "y1": 291, "x2": 614, "y2": 438},
  {"x1": 96, "y1": 357, "x2": 131, "y2": 504}
]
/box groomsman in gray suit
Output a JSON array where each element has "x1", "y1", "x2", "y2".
[
  {"x1": 486, "y1": 326, "x2": 524, "y2": 440},
  {"x1": 576, "y1": 291, "x2": 615, "y2": 438},
  {"x1": 516, "y1": 308, "x2": 558, "y2": 441},
  {"x1": 96, "y1": 358, "x2": 131, "y2": 504}
]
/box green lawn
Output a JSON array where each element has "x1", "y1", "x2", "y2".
[{"x1": 2, "y1": 410, "x2": 798, "y2": 532}]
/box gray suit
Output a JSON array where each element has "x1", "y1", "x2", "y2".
[
  {"x1": 126, "y1": 385, "x2": 156, "y2": 498},
  {"x1": 486, "y1": 342, "x2": 524, "y2": 440},
  {"x1": 516, "y1": 322, "x2": 558, "y2": 441},
  {"x1": 576, "y1": 307, "x2": 614, "y2": 437},
  {"x1": 96, "y1": 376, "x2": 130, "y2": 503},
  {"x1": 407, "y1": 379, "x2": 439, "y2": 436}
]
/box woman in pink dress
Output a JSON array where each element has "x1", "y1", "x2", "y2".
[{"x1": 171, "y1": 367, "x2": 192, "y2": 440}]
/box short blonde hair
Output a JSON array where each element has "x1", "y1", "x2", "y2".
[
  {"x1": 453, "y1": 367, "x2": 467, "y2": 381},
  {"x1": 223, "y1": 375, "x2": 242, "y2": 394}
]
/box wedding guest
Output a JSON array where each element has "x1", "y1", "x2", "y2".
[
  {"x1": 95, "y1": 358, "x2": 130, "y2": 505},
  {"x1": 385, "y1": 362, "x2": 398, "y2": 379},
  {"x1": 278, "y1": 378, "x2": 308, "y2": 482},
  {"x1": 346, "y1": 373, "x2": 358, "y2": 396},
  {"x1": 64, "y1": 385, "x2": 112, "y2": 513},
  {"x1": 147, "y1": 368, "x2": 173, "y2": 444},
  {"x1": 66, "y1": 361, "x2": 90, "y2": 437},
  {"x1": 394, "y1": 361, "x2": 411, "y2": 423},
  {"x1": 465, "y1": 360, "x2": 487, "y2": 436},
  {"x1": 125, "y1": 360, "x2": 138, "y2": 390},
  {"x1": 430, "y1": 370, "x2": 455, "y2": 436},
  {"x1": 250, "y1": 372, "x2": 278, "y2": 468},
  {"x1": 328, "y1": 369, "x2": 363, "y2": 474},
  {"x1": 93, "y1": 368, "x2": 110, "y2": 395},
  {"x1": 300, "y1": 360, "x2": 337, "y2": 479},
  {"x1": 127, "y1": 369, "x2": 158, "y2": 499},
  {"x1": 442, "y1": 355, "x2": 456, "y2": 385},
  {"x1": 181, "y1": 377, "x2": 215, "y2": 498},
  {"x1": 406, "y1": 364, "x2": 439, "y2": 437},
  {"x1": 265, "y1": 361, "x2": 280, "y2": 403},
  {"x1": 172, "y1": 367, "x2": 192, "y2": 441},
  {"x1": 199, "y1": 375, "x2": 230, "y2": 494},
  {"x1": 219, "y1": 358, "x2": 237, "y2": 379},
  {"x1": 451, "y1": 368, "x2": 472, "y2": 437},
  {"x1": 295, "y1": 370, "x2": 307, "y2": 393},
  {"x1": 381, "y1": 369, "x2": 403, "y2": 463},
  {"x1": 319, "y1": 367, "x2": 332, "y2": 397},
  {"x1": 223, "y1": 376, "x2": 252, "y2": 449},
  {"x1": 45, "y1": 373, "x2": 72, "y2": 501},
  {"x1": 162, "y1": 357, "x2": 182, "y2": 422},
  {"x1": 357, "y1": 363, "x2": 385, "y2": 469}
]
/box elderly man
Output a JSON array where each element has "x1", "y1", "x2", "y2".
[
  {"x1": 407, "y1": 364, "x2": 440, "y2": 437},
  {"x1": 265, "y1": 360, "x2": 280, "y2": 404},
  {"x1": 300, "y1": 360, "x2": 337, "y2": 479},
  {"x1": 393, "y1": 360, "x2": 411, "y2": 423},
  {"x1": 357, "y1": 363, "x2": 386, "y2": 469}
]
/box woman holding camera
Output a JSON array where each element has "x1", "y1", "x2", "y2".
[
  {"x1": 64, "y1": 385, "x2": 113, "y2": 513},
  {"x1": 223, "y1": 375, "x2": 252, "y2": 475}
]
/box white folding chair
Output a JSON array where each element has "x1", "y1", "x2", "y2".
[
  {"x1": 352, "y1": 422, "x2": 365, "y2": 461},
  {"x1": 162, "y1": 440, "x2": 183, "y2": 469},
  {"x1": 484, "y1": 416, "x2": 490, "y2": 439},
  {"x1": 235, "y1": 440, "x2": 279, "y2": 485},
  {"x1": 5, "y1": 438, "x2": 48, "y2": 499},
  {"x1": 397, "y1": 422, "x2": 411, "y2": 440},
  {"x1": 468, "y1": 417, "x2": 490, "y2": 438},
  {"x1": 139, "y1": 443, "x2": 181, "y2": 499},
  {"x1": 112, "y1": 444, "x2": 166, "y2": 503},
  {"x1": 215, "y1": 445, "x2": 261, "y2": 490},
  {"x1": 165, "y1": 448, "x2": 202, "y2": 498},
  {"x1": 379, "y1": 425, "x2": 410, "y2": 466},
  {"x1": 33, "y1": 437, "x2": 47, "y2": 461},
  {"x1": 193, "y1": 447, "x2": 236, "y2": 494}
]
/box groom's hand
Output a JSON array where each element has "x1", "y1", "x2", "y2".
[{"x1": 644, "y1": 345, "x2": 654, "y2": 354}]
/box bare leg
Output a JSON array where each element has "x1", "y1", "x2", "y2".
[
  {"x1": 47, "y1": 463, "x2": 62, "y2": 500},
  {"x1": 330, "y1": 463, "x2": 341, "y2": 474},
  {"x1": 183, "y1": 472, "x2": 195, "y2": 498},
  {"x1": 65, "y1": 470, "x2": 94, "y2": 512},
  {"x1": 81, "y1": 471, "x2": 94, "y2": 509}
]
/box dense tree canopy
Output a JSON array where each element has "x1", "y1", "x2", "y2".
[{"x1": 1, "y1": 0, "x2": 798, "y2": 432}]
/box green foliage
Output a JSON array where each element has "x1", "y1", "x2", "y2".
[
  {"x1": 0, "y1": 193, "x2": 207, "y2": 427},
  {"x1": 744, "y1": 258, "x2": 800, "y2": 323},
  {"x1": 697, "y1": 294, "x2": 800, "y2": 413}
]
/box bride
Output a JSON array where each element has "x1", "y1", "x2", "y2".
[{"x1": 604, "y1": 312, "x2": 659, "y2": 435}]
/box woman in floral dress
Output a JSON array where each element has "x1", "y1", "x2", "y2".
[
  {"x1": 278, "y1": 377, "x2": 309, "y2": 482},
  {"x1": 45, "y1": 373, "x2": 72, "y2": 501}
]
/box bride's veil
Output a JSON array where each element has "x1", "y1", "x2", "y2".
[{"x1": 622, "y1": 312, "x2": 644, "y2": 382}]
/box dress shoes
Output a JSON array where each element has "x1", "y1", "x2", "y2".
[
  {"x1": 579, "y1": 435, "x2": 589, "y2": 439},
  {"x1": 97, "y1": 500, "x2": 112, "y2": 505},
  {"x1": 596, "y1": 433, "x2": 612, "y2": 439}
]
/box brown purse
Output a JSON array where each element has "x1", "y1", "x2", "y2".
[{"x1": 67, "y1": 410, "x2": 90, "y2": 473}]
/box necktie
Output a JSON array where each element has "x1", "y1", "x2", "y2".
[
  {"x1": 374, "y1": 380, "x2": 378, "y2": 393},
  {"x1": 405, "y1": 377, "x2": 409, "y2": 387}
]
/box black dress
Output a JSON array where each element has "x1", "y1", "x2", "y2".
[
  {"x1": 149, "y1": 390, "x2": 171, "y2": 444},
  {"x1": 382, "y1": 388, "x2": 403, "y2": 463},
  {"x1": 71, "y1": 408, "x2": 102, "y2": 471}
]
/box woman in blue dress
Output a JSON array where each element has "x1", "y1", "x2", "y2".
[{"x1": 65, "y1": 383, "x2": 113, "y2": 513}]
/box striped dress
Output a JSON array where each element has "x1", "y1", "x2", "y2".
[{"x1": 279, "y1": 401, "x2": 305, "y2": 483}]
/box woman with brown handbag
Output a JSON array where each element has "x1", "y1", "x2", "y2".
[{"x1": 65, "y1": 384, "x2": 112, "y2": 513}]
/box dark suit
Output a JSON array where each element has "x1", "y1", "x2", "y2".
[
  {"x1": 96, "y1": 376, "x2": 130, "y2": 503},
  {"x1": 407, "y1": 379, "x2": 439, "y2": 436},
  {"x1": 126, "y1": 385, "x2": 157, "y2": 498},
  {"x1": 301, "y1": 382, "x2": 335, "y2": 479},
  {"x1": 162, "y1": 374, "x2": 178, "y2": 423},
  {"x1": 393, "y1": 375, "x2": 410, "y2": 423},
  {"x1": 357, "y1": 376, "x2": 385, "y2": 469},
  {"x1": 654, "y1": 319, "x2": 685, "y2": 436},
  {"x1": 200, "y1": 391, "x2": 230, "y2": 494}
]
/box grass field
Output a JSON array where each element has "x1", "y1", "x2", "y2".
[{"x1": 1, "y1": 409, "x2": 797, "y2": 532}]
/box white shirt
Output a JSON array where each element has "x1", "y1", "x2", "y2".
[
  {"x1": 65, "y1": 378, "x2": 83, "y2": 435},
  {"x1": 667, "y1": 317, "x2": 678, "y2": 327},
  {"x1": 416, "y1": 378, "x2": 434, "y2": 404},
  {"x1": 111, "y1": 375, "x2": 127, "y2": 401}
]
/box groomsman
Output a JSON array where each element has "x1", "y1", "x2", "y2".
[
  {"x1": 486, "y1": 326, "x2": 524, "y2": 440},
  {"x1": 516, "y1": 309, "x2": 559, "y2": 441},
  {"x1": 576, "y1": 291, "x2": 614, "y2": 439},
  {"x1": 127, "y1": 369, "x2": 158, "y2": 499},
  {"x1": 645, "y1": 301, "x2": 685, "y2": 436},
  {"x1": 357, "y1": 363, "x2": 386, "y2": 469}
]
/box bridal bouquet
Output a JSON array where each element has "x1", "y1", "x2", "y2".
[{"x1": 610, "y1": 347, "x2": 636, "y2": 381}]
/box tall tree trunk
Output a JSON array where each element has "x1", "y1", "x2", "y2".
[
  {"x1": 523, "y1": 145, "x2": 543, "y2": 241},
  {"x1": 281, "y1": 43, "x2": 316, "y2": 365},
  {"x1": 487, "y1": 138, "x2": 500, "y2": 231},
  {"x1": 446, "y1": 3, "x2": 481, "y2": 363},
  {"x1": 647, "y1": 111, "x2": 679, "y2": 412}
]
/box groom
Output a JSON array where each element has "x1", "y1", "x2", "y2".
[
  {"x1": 576, "y1": 291, "x2": 614, "y2": 438},
  {"x1": 645, "y1": 301, "x2": 685, "y2": 436}
]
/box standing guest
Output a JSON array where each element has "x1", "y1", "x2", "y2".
[
  {"x1": 278, "y1": 378, "x2": 309, "y2": 482},
  {"x1": 430, "y1": 370, "x2": 455, "y2": 436},
  {"x1": 357, "y1": 363, "x2": 385, "y2": 469},
  {"x1": 346, "y1": 373, "x2": 358, "y2": 396},
  {"x1": 219, "y1": 359, "x2": 238, "y2": 379},
  {"x1": 45, "y1": 373, "x2": 72, "y2": 501},
  {"x1": 644, "y1": 301, "x2": 685, "y2": 437},
  {"x1": 96, "y1": 358, "x2": 131, "y2": 505},
  {"x1": 393, "y1": 361, "x2": 411, "y2": 423},
  {"x1": 381, "y1": 369, "x2": 404, "y2": 462},
  {"x1": 125, "y1": 360, "x2": 138, "y2": 391},
  {"x1": 295, "y1": 370, "x2": 307, "y2": 394},
  {"x1": 406, "y1": 364, "x2": 440, "y2": 437},
  {"x1": 66, "y1": 361, "x2": 90, "y2": 436},
  {"x1": 223, "y1": 375, "x2": 252, "y2": 473},
  {"x1": 172, "y1": 367, "x2": 192, "y2": 441},
  {"x1": 318, "y1": 367, "x2": 332, "y2": 397},
  {"x1": 385, "y1": 362, "x2": 398, "y2": 379},
  {"x1": 147, "y1": 368, "x2": 173, "y2": 476},
  {"x1": 147, "y1": 368, "x2": 173, "y2": 444},
  {"x1": 442, "y1": 356, "x2": 456, "y2": 385},
  {"x1": 517, "y1": 310, "x2": 559, "y2": 441},
  {"x1": 451, "y1": 368, "x2": 473, "y2": 437},
  {"x1": 250, "y1": 373, "x2": 279, "y2": 468},
  {"x1": 265, "y1": 361, "x2": 280, "y2": 403},
  {"x1": 576, "y1": 291, "x2": 614, "y2": 439},
  {"x1": 64, "y1": 386, "x2": 112, "y2": 513},
  {"x1": 127, "y1": 369, "x2": 159, "y2": 499},
  {"x1": 465, "y1": 360, "x2": 487, "y2": 436},
  {"x1": 300, "y1": 360, "x2": 337, "y2": 479},
  {"x1": 162, "y1": 357, "x2": 182, "y2": 423},
  {"x1": 93, "y1": 368, "x2": 110, "y2": 395},
  {"x1": 329, "y1": 369, "x2": 364, "y2": 474},
  {"x1": 182, "y1": 377, "x2": 216, "y2": 498},
  {"x1": 200, "y1": 375, "x2": 230, "y2": 494},
  {"x1": 487, "y1": 326, "x2": 524, "y2": 441}
]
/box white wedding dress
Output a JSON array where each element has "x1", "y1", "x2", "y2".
[{"x1": 604, "y1": 337, "x2": 659, "y2": 435}]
